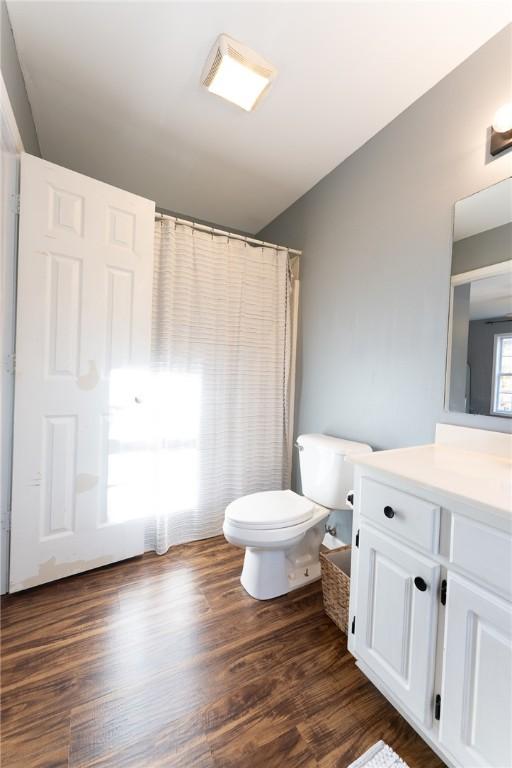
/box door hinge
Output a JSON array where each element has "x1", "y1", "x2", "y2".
[
  {"x1": 355, "y1": 529, "x2": 359, "y2": 548},
  {"x1": 440, "y1": 579, "x2": 447, "y2": 606},
  {"x1": 11, "y1": 192, "x2": 20, "y2": 215},
  {"x1": 6, "y1": 352, "x2": 15, "y2": 375},
  {"x1": 434, "y1": 694, "x2": 441, "y2": 721},
  {"x1": 1, "y1": 510, "x2": 11, "y2": 532},
  {"x1": 351, "y1": 616, "x2": 356, "y2": 634}
]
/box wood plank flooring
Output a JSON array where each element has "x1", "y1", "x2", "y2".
[{"x1": 1, "y1": 537, "x2": 445, "y2": 767}]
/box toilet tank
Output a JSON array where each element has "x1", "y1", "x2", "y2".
[{"x1": 297, "y1": 434, "x2": 372, "y2": 509}]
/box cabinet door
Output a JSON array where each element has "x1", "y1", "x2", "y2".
[
  {"x1": 439, "y1": 573, "x2": 512, "y2": 768},
  {"x1": 354, "y1": 524, "x2": 440, "y2": 725}
]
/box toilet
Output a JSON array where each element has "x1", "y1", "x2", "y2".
[{"x1": 223, "y1": 433, "x2": 372, "y2": 600}]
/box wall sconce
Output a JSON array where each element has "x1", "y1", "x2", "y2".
[{"x1": 490, "y1": 103, "x2": 512, "y2": 156}]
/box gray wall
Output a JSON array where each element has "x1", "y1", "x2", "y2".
[
  {"x1": 453, "y1": 222, "x2": 512, "y2": 275},
  {"x1": 259, "y1": 25, "x2": 512, "y2": 462},
  {"x1": 468, "y1": 318, "x2": 512, "y2": 416},
  {"x1": 1, "y1": 0, "x2": 39, "y2": 155}
]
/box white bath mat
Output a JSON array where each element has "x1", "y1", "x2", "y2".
[{"x1": 347, "y1": 740, "x2": 410, "y2": 768}]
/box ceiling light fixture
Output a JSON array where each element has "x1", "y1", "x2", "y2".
[
  {"x1": 490, "y1": 103, "x2": 512, "y2": 156},
  {"x1": 202, "y1": 34, "x2": 277, "y2": 112}
]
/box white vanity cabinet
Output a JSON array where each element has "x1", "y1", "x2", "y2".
[{"x1": 348, "y1": 426, "x2": 512, "y2": 768}]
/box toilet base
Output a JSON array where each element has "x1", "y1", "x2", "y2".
[
  {"x1": 241, "y1": 548, "x2": 289, "y2": 600},
  {"x1": 287, "y1": 560, "x2": 322, "y2": 592},
  {"x1": 240, "y1": 548, "x2": 322, "y2": 600},
  {"x1": 240, "y1": 520, "x2": 325, "y2": 600}
]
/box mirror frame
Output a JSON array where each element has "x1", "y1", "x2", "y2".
[{"x1": 444, "y1": 258, "x2": 512, "y2": 418}]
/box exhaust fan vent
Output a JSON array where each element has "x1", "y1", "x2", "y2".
[
  {"x1": 201, "y1": 34, "x2": 277, "y2": 112},
  {"x1": 203, "y1": 48, "x2": 223, "y2": 88}
]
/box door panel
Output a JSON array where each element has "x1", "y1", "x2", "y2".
[
  {"x1": 9, "y1": 154, "x2": 155, "y2": 592},
  {"x1": 354, "y1": 524, "x2": 440, "y2": 725},
  {"x1": 439, "y1": 573, "x2": 512, "y2": 768},
  {"x1": 370, "y1": 549, "x2": 413, "y2": 677}
]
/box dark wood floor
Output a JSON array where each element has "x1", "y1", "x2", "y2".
[{"x1": 1, "y1": 536, "x2": 445, "y2": 767}]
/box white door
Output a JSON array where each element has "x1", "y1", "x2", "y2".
[
  {"x1": 9, "y1": 153, "x2": 155, "y2": 592},
  {"x1": 0, "y1": 76, "x2": 22, "y2": 594},
  {"x1": 354, "y1": 524, "x2": 440, "y2": 725},
  {"x1": 439, "y1": 573, "x2": 512, "y2": 768}
]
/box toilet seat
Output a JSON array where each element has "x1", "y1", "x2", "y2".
[{"x1": 225, "y1": 489, "x2": 315, "y2": 531}]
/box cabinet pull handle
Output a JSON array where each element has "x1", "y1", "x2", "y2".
[
  {"x1": 383, "y1": 505, "x2": 395, "y2": 519},
  {"x1": 414, "y1": 577, "x2": 427, "y2": 592}
]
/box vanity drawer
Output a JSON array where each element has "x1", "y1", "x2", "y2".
[
  {"x1": 360, "y1": 477, "x2": 440, "y2": 553},
  {"x1": 450, "y1": 514, "x2": 512, "y2": 598}
]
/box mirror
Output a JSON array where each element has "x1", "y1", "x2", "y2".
[{"x1": 446, "y1": 178, "x2": 512, "y2": 418}]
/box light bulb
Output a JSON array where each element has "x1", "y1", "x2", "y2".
[{"x1": 492, "y1": 103, "x2": 512, "y2": 134}]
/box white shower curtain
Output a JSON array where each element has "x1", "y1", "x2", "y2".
[{"x1": 144, "y1": 219, "x2": 293, "y2": 554}]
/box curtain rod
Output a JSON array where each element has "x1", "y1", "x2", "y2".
[{"x1": 155, "y1": 212, "x2": 301, "y2": 257}]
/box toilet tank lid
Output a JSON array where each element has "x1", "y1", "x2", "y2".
[{"x1": 296, "y1": 433, "x2": 372, "y2": 456}]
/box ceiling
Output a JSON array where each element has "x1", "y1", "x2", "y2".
[
  {"x1": 470, "y1": 271, "x2": 512, "y2": 320},
  {"x1": 454, "y1": 177, "x2": 512, "y2": 242},
  {"x1": 8, "y1": 1, "x2": 511, "y2": 234}
]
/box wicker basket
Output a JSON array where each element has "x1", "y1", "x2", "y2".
[{"x1": 320, "y1": 545, "x2": 351, "y2": 634}]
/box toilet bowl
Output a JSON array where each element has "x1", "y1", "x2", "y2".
[{"x1": 223, "y1": 433, "x2": 372, "y2": 600}]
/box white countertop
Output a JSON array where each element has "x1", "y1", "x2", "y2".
[{"x1": 350, "y1": 443, "x2": 512, "y2": 516}]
